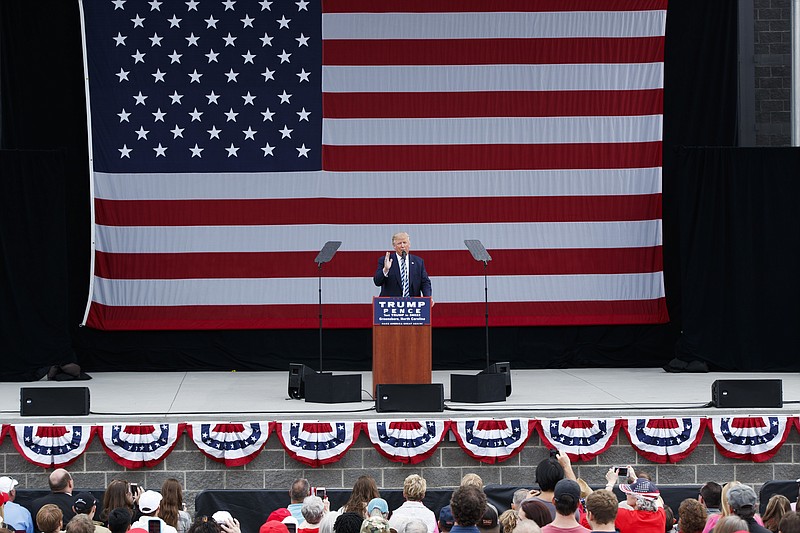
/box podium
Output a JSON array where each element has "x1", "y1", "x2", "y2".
[{"x1": 372, "y1": 297, "x2": 432, "y2": 395}]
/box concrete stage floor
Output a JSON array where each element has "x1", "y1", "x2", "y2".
[{"x1": 1, "y1": 368, "x2": 797, "y2": 424}]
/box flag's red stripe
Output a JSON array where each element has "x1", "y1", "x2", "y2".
[
  {"x1": 322, "y1": 142, "x2": 663, "y2": 171},
  {"x1": 323, "y1": 37, "x2": 664, "y2": 66},
  {"x1": 323, "y1": 90, "x2": 664, "y2": 118},
  {"x1": 94, "y1": 247, "x2": 664, "y2": 280},
  {"x1": 322, "y1": 0, "x2": 668, "y2": 14},
  {"x1": 95, "y1": 194, "x2": 662, "y2": 227},
  {"x1": 86, "y1": 298, "x2": 669, "y2": 330}
]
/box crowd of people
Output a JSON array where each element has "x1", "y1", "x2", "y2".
[{"x1": 2, "y1": 454, "x2": 800, "y2": 533}]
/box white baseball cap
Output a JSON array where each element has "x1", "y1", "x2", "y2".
[{"x1": 0, "y1": 476, "x2": 19, "y2": 493}]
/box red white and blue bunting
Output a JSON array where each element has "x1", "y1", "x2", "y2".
[
  {"x1": 709, "y1": 416, "x2": 794, "y2": 462},
  {"x1": 538, "y1": 419, "x2": 621, "y2": 461},
  {"x1": 2, "y1": 417, "x2": 799, "y2": 468},
  {"x1": 187, "y1": 422, "x2": 271, "y2": 467},
  {"x1": 8, "y1": 425, "x2": 94, "y2": 468},
  {"x1": 624, "y1": 418, "x2": 708, "y2": 463},
  {"x1": 98, "y1": 423, "x2": 185, "y2": 469},
  {"x1": 365, "y1": 420, "x2": 450, "y2": 464},
  {"x1": 276, "y1": 421, "x2": 360, "y2": 467},
  {"x1": 452, "y1": 419, "x2": 537, "y2": 464}
]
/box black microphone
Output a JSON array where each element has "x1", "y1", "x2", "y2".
[{"x1": 401, "y1": 250, "x2": 407, "y2": 258}]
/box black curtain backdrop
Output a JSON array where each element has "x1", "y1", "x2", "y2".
[{"x1": 1, "y1": 1, "x2": 762, "y2": 379}]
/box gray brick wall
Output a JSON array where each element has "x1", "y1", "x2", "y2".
[
  {"x1": 754, "y1": 0, "x2": 793, "y2": 146},
  {"x1": 4, "y1": 431, "x2": 800, "y2": 513}
]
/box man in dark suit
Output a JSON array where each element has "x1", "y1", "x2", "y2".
[
  {"x1": 374, "y1": 232, "x2": 432, "y2": 298},
  {"x1": 28, "y1": 468, "x2": 75, "y2": 532}
]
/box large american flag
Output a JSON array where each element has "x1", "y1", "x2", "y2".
[{"x1": 80, "y1": 0, "x2": 668, "y2": 330}]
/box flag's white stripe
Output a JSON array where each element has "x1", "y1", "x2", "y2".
[
  {"x1": 92, "y1": 273, "x2": 665, "y2": 306},
  {"x1": 95, "y1": 221, "x2": 663, "y2": 253},
  {"x1": 322, "y1": 116, "x2": 663, "y2": 146},
  {"x1": 321, "y1": 11, "x2": 667, "y2": 40},
  {"x1": 94, "y1": 168, "x2": 663, "y2": 200},
  {"x1": 322, "y1": 64, "x2": 664, "y2": 93}
]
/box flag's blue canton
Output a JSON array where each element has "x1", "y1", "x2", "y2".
[{"x1": 84, "y1": 0, "x2": 321, "y2": 173}]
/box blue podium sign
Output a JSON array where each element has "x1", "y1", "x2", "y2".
[{"x1": 373, "y1": 297, "x2": 431, "y2": 326}]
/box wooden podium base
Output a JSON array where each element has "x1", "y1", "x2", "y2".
[{"x1": 372, "y1": 325, "x2": 431, "y2": 395}]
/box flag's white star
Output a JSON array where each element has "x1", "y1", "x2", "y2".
[
  {"x1": 242, "y1": 50, "x2": 256, "y2": 64},
  {"x1": 279, "y1": 125, "x2": 293, "y2": 138},
  {"x1": 226, "y1": 143, "x2": 239, "y2": 157},
  {"x1": 242, "y1": 126, "x2": 257, "y2": 140},
  {"x1": 168, "y1": 50, "x2": 182, "y2": 63},
  {"x1": 135, "y1": 126, "x2": 149, "y2": 139},
  {"x1": 117, "y1": 109, "x2": 131, "y2": 122},
  {"x1": 261, "y1": 143, "x2": 275, "y2": 156},
  {"x1": 207, "y1": 126, "x2": 222, "y2": 139},
  {"x1": 167, "y1": 14, "x2": 181, "y2": 27},
  {"x1": 131, "y1": 49, "x2": 146, "y2": 63},
  {"x1": 169, "y1": 90, "x2": 184, "y2": 104},
  {"x1": 133, "y1": 91, "x2": 148, "y2": 105},
  {"x1": 190, "y1": 144, "x2": 204, "y2": 157},
  {"x1": 261, "y1": 68, "x2": 275, "y2": 81},
  {"x1": 116, "y1": 68, "x2": 130, "y2": 82},
  {"x1": 188, "y1": 69, "x2": 202, "y2": 83},
  {"x1": 225, "y1": 69, "x2": 239, "y2": 82},
  {"x1": 112, "y1": 0, "x2": 126, "y2": 10},
  {"x1": 277, "y1": 15, "x2": 290, "y2": 28},
  {"x1": 131, "y1": 14, "x2": 145, "y2": 27},
  {"x1": 225, "y1": 108, "x2": 239, "y2": 121},
  {"x1": 296, "y1": 144, "x2": 309, "y2": 157},
  {"x1": 278, "y1": 90, "x2": 291, "y2": 103},
  {"x1": 223, "y1": 33, "x2": 237, "y2": 47},
  {"x1": 261, "y1": 108, "x2": 275, "y2": 121},
  {"x1": 205, "y1": 15, "x2": 219, "y2": 28},
  {"x1": 170, "y1": 125, "x2": 185, "y2": 138},
  {"x1": 242, "y1": 92, "x2": 256, "y2": 105},
  {"x1": 206, "y1": 91, "x2": 220, "y2": 104},
  {"x1": 296, "y1": 68, "x2": 310, "y2": 82},
  {"x1": 259, "y1": 33, "x2": 273, "y2": 47},
  {"x1": 189, "y1": 108, "x2": 203, "y2": 121},
  {"x1": 149, "y1": 32, "x2": 163, "y2": 46},
  {"x1": 296, "y1": 33, "x2": 309, "y2": 47},
  {"x1": 277, "y1": 49, "x2": 291, "y2": 63},
  {"x1": 297, "y1": 107, "x2": 310, "y2": 121},
  {"x1": 113, "y1": 32, "x2": 127, "y2": 46},
  {"x1": 152, "y1": 108, "x2": 166, "y2": 121},
  {"x1": 152, "y1": 68, "x2": 166, "y2": 82},
  {"x1": 119, "y1": 144, "x2": 132, "y2": 157},
  {"x1": 154, "y1": 143, "x2": 167, "y2": 157},
  {"x1": 260, "y1": 0, "x2": 272, "y2": 10},
  {"x1": 222, "y1": 0, "x2": 236, "y2": 10},
  {"x1": 148, "y1": 0, "x2": 162, "y2": 10},
  {"x1": 241, "y1": 14, "x2": 255, "y2": 28},
  {"x1": 205, "y1": 49, "x2": 219, "y2": 63},
  {"x1": 296, "y1": 0, "x2": 309, "y2": 10},
  {"x1": 186, "y1": 0, "x2": 199, "y2": 10},
  {"x1": 186, "y1": 33, "x2": 200, "y2": 46}
]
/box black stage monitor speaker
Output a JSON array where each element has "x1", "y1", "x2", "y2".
[
  {"x1": 712, "y1": 379, "x2": 783, "y2": 408},
  {"x1": 376, "y1": 384, "x2": 444, "y2": 413},
  {"x1": 304, "y1": 372, "x2": 362, "y2": 403},
  {"x1": 20, "y1": 387, "x2": 90, "y2": 416},
  {"x1": 450, "y1": 373, "x2": 507, "y2": 403},
  {"x1": 480, "y1": 361, "x2": 512, "y2": 397},
  {"x1": 288, "y1": 363, "x2": 309, "y2": 399}
]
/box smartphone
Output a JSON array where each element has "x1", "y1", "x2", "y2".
[
  {"x1": 615, "y1": 466, "x2": 628, "y2": 483},
  {"x1": 130, "y1": 483, "x2": 138, "y2": 496},
  {"x1": 549, "y1": 449, "x2": 559, "y2": 458},
  {"x1": 316, "y1": 487, "x2": 327, "y2": 499},
  {"x1": 147, "y1": 519, "x2": 161, "y2": 533},
  {"x1": 285, "y1": 523, "x2": 297, "y2": 533}
]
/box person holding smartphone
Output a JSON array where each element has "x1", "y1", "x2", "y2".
[{"x1": 131, "y1": 492, "x2": 177, "y2": 533}]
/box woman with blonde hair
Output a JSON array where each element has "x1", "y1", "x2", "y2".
[
  {"x1": 159, "y1": 478, "x2": 192, "y2": 533},
  {"x1": 710, "y1": 515, "x2": 749, "y2": 533},
  {"x1": 388, "y1": 475, "x2": 438, "y2": 533}
]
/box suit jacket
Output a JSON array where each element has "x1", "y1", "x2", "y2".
[{"x1": 374, "y1": 252, "x2": 431, "y2": 297}]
